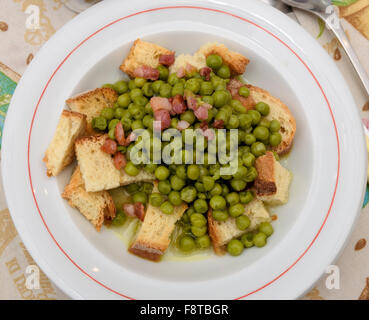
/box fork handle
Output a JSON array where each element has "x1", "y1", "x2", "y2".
[{"x1": 322, "y1": 12, "x2": 369, "y2": 96}]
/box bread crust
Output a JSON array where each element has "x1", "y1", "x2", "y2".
[
  {"x1": 207, "y1": 209, "x2": 226, "y2": 255},
  {"x1": 254, "y1": 152, "x2": 277, "y2": 196},
  {"x1": 248, "y1": 85, "x2": 296, "y2": 155}
]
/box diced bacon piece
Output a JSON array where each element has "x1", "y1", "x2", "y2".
[
  {"x1": 227, "y1": 79, "x2": 255, "y2": 110},
  {"x1": 200, "y1": 121, "x2": 208, "y2": 131},
  {"x1": 177, "y1": 67, "x2": 186, "y2": 78},
  {"x1": 133, "y1": 66, "x2": 160, "y2": 80},
  {"x1": 123, "y1": 203, "x2": 136, "y2": 218},
  {"x1": 150, "y1": 97, "x2": 172, "y2": 113},
  {"x1": 154, "y1": 109, "x2": 171, "y2": 130},
  {"x1": 185, "y1": 63, "x2": 197, "y2": 75},
  {"x1": 124, "y1": 132, "x2": 137, "y2": 146},
  {"x1": 134, "y1": 202, "x2": 145, "y2": 221},
  {"x1": 172, "y1": 94, "x2": 187, "y2": 114},
  {"x1": 213, "y1": 119, "x2": 225, "y2": 129},
  {"x1": 113, "y1": 152, "x2": 126, "y2": 170},
  {"x1": 200, "y1": 67, "x2": 212, "y2": 80},
  {"x1": 186, "y1": 96, "x2": 198, "y2": 111},
  {"x1": 159, "y1": 54, "x2": 175, "y2": 66},
  {"x1": 201, "y1": 129, "x2": 215, "y2": 141},
  {"x1": 194, "y1": 106, "x2": 209, "y2": 121},
  {"x1": 101, "y1": 139, "x2": 117, "y2": 155},
  {"x1": 177, "y1": 120, "x2": 190, "y2": 131},
  {"x1": 114, "y1": 122, "x2": 125, "y2": 146}
]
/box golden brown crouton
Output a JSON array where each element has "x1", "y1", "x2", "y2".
[
  {"x1": 248, "y1": 85, "x2": 296, "y2": 155},
  {"x1": 62, "y1": 167, "x2": 116, "y2": 231},
  {"x1": 66, "y1": 88, "x2": 117, "y2": 134},
  {"x1": 43, "y1": 110, "x2": 86, "y2": 177},
  {"x1": 120, "y1": 39, "x2": 174, "y2": 77}
]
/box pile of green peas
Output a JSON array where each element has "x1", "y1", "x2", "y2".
[{"x1": 98, "y1": 53, "x2": 282, "y2": 256}]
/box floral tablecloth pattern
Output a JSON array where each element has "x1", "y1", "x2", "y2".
[{"x1": 0, "y1": 0, "x2": 368, "y2": 300}]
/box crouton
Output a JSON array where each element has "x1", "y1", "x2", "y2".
[
  {"x1": 120, "y1": 39, "x2": 174, "y2": 77},
  {"x1": 197, "y1": 42, "x2": 250, "y2": 75},
  {"x1": 248, "y1": 85, "x2": 296, "y2": 155},
  {"x1": 208, "y1": 199, "x2": 270, "y2": 255},
  {"x1": 75, "y1": 134, "x2": 155, "y2": 192},
  {"x1": 43, "y1": 110, "x2": 86, "y2": 177},
  {"x1": 129, "y1": 183, "x2": 187, "y2": 261},
  {"x1": 62, "y1": 166, "x2": 116, "y2": 231},
  {"x1": 170, "y1": 52, "x2": 206, "y2": 74},
  {"x1": 66, "y1": 88, "x2": 117, "y2": 134},
  {"x1": 254, "y1": 152, "x2": 292, "y2": 206}
]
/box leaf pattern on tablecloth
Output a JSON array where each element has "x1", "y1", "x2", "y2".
[
  {"x1": 305, "y1": 287, "x2": 325, "y2": 300},
  {"x1": 0, "y1": 209, "x2": 17, "y2": 256},
  {"x1": 359, "y1": 278, "x2": 369, "y2": 299}
]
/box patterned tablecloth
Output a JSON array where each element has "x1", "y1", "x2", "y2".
[{"x1": 0, "y1": 0, "x2": 368, "y2": 300}]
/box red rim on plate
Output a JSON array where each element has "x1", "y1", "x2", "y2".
[{"x1": 27, "y1": 6, "x2": 340, "y2": 300}]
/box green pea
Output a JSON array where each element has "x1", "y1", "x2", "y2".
[
  {"x1": 124, "y1": 183, "x2": 140, "y2": 194},
  {"x1": 185, "y1": 78, "x2": 201, "y2": 94},
  {"x1": 92, "y1": 116, "x2": 107, "y2": 131},
  {"x1": 202, "y1": 176, "x2": 215, "y2": 192},
  {"x1": 212, "y1": 210, "x2": 228, "y2": 221},
  {"x1": 197, "y1": 193, "x2": 207, "y2": 200},
  {"x1": 168, "y1": 73, "x2": 180, "y2": 86},
  {"x1": 157, "y1": 65, "x2": 169, "y2": 81},
  {"x1": 217, "y1": 64, "x2": 231, "y2": 79},
  {"x1": 128, "y1": 79, "x2": 137, "y2": 90},
  {"x1": 155, "y1": 166, "x2": 170, "y2": 181},
  {"x1": 193, "y1": 199, "x2": 208, "y2": 214},
  {"x1": 196, "y1": 235, "x2": 211, "y2": 249},
  {"x1": 152, "y1": 80, "x2": 164, "y2": 93},
  {"x1": 175, "y1": 165, "x2": 187, "y2": 179},
  {"x1": 168, "y1": 191, "x2": 182, "y2": 206},
  {"x1": 259, "y1": 118, "x2": 270, "y2": 128},
  {"x1": 121, "y1": 118, "x2": 132, "y2": 131},
  {"x1": 236, "y1": 215, "x2": 251, "y2": 230},
  {"x1": 118, "y1": 93, "x2": 131, "y2": 108},
  {"x1": 117, "y1": 146, "x2": 127, "y2": 154},
  {"x1": 200, "y1": 81, "x2": 214, "y2": 96},
  {"x1": 132, "y1": 191, "x2": 147, "y2": 204},
  {"x1": 230, "y1": 179, "x2": 247, "y2": 192},
  {"x1": 239, "y1": 114, "x2": 253, "y2": 129},
  {"x1": 226, "y1": 192, "x2": 240, "y2": 206},
  {"x1": 259, "y1": 222, "x2": 274, "y2": 237},
  {"x1": 210, "y1": 195, "x2": 226, "y2": 210},
  {"x1": 227, "y1": 239, "x2": 244, "y2": 256},
  {"x1": 158, "y1": 180, "x2": 171, "y2": 195},
  {"x1": 101, "y1": 107, "x2": 114, "y2": 120},
  {"x1": 113, "y1": 108, "x2": 123, "y2": 119},
  {"x1": 172, "y1": 82, "x2": 184, "y2": 96},
  {"x1": 160, "y1": 83, "x2": 172, "y2": 98},
  {"x1": 244, "y1": 167, "x2": 258, "y2": 182},
  {"x1": 242, "y1": 152, "x2": 255, "y2": 167},
  {"x1": 210, "y1": 183, "x2": 222, "y2": 196},
  {"x1": 253, "y1": 232, "x2": 267, "y2": 247},
  {"x1": 130, "y1": 88, "x2": 142, "y2": 100},
  {"x1": 142, "y1": 115, "x2": 153, "y2": 129},
  {"x1": 132, "y1": 77, "x2": 145, "y2": 88},
  {"x1": 202, "y1": 95, "x2": 214, "y2": 106},
  {"x1": 241, "y1": 233, "x2": 254, "y2": 248},
  {"x1": 244, "y1": 133, "x2": 256, "y2": 145},
  {"x1": 181, "y1": 186, "x2": 197, "y2": 203},
  {"x1": 125, "y1": 161, "x2": 140, "y2": 176},
  {"x1": 187, "y1": 164, "x2": 200, "y2": 180},
  {"x1": 186, "y1": 206, "x2": 195, "y2": 218},
  {"x1": 227, "y1": 115, "x2": 239, "y2": 129},
  {"x1": 108, "y1": 127, "x2": 115, "y2": 140},
  {"x1": 269, "y1": 132, "x2": 282, "y2": 147},
  {"x1": 113, "y1": 80, "x2": 128, "y2": 94},
  {"x1": 179, "y1": 235, "x2": 196, "y2": 252},
  {"x1": 206, "y1": 54, "x2": 223, "y2": 70},
  {"x1": 229, "y1": 203, "x2": 245, "y2": 217},
  {"x1": 212, "y1": 90, "x2": 229, "y2": 108},
  {"x1": 149, "y1": 192, "x2": 163, "y2": 207},
  {"x1": 221, "y1": 184, "x2": 230, "y2": 196},
  {"x1": 195, "y1": 182, "x2": 205, "y2": 193},
  {"x1": 230, "y1": 99, "x2": 247, "y2": 114},
  {"x1": 133, "y1": 95, "x2": 149, "y2": 107},
  {"x1": 238, "y1": 86, "x2": 250, "y2": 97},
  {"x1": 170, "y1": 175, "x2": 186, "y2": 191},
  {"x1": 248, "y1": 110, "x2": 261, "y2": 125},
  {"x1": 102, "y1": 83, "x2": 114, "y2": 89},
  {"x1": 253, "y1": 126, "x2": 270, "y2": 141},
  {"x1": 160, "y1": 201, "x2": 174, "y2": 215},
  {"x1": 251, "y1": 142, "x2": 266, "y2": 157},
  {"x1": 191, "y1": 225, "x2": 207, "y2": 237},
  {"x1": 131, "y1": 120, "x2": 143, "y2": 130},
  {"x1": 255, "y1": 102, "x2": 270, "y2": 116},
  {"x1": 142, "y1": 82, "x2": 154, "y2": 97},
  {"x1": 190, "y1": 213, "x2": 207, "y2": 227},
  {"x1": 108, "y1": 118, "x2": 119, "y2": 131},
  {"x1": 240, "y1": 190, "x2": 254, "y2": 204},
  {"x1": 144, "y1": 163, "x2": 157, "y2": 174},
  {"x1": 112, "y1": 210, "x2": 127, "y2": 226},
  {"x1": 180, "y1": 110, "x2": 196, "y2": 125},
  {"x1": 270, "y1": 119, "x2": 281, "y2": 133}
]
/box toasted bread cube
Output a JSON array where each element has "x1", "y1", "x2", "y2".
[
  {"x1": 170, "y1": 52, "x2": 206, "y2": 74},
  {"x1": 197, "y1": 42, "x2": 250, "y2": 75},
  {"x1": 254, "y1": 152, "x2": 292, "y2": 205},
  {"x1": 208, "y1": 199, "x2": 270, "y2": 255},
  {"x1": 129, "y1": 183, "x2": 187, "y2": 261},
  {"x1": 75, "y1": 134, "x2": 155, "y2": 192},
  {"x1": 66, "y1": 88, "x2": 117, "y2": 134},
  {"x1": 43, "y1": 110, "x2": 86, "y2": 177},
  {"x1": 120, "y1": 39, "x2": 174, "y2": 77},
  {"x1": 62, "y1": 167, "x2": 116, "y2": 231},
  {"x1": 249, "y1": 85, "x2": 296, "y2": 155}
]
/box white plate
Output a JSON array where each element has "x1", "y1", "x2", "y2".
[{"x1": 2, "y1": 0, "x2": 367, "y2": 299}]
